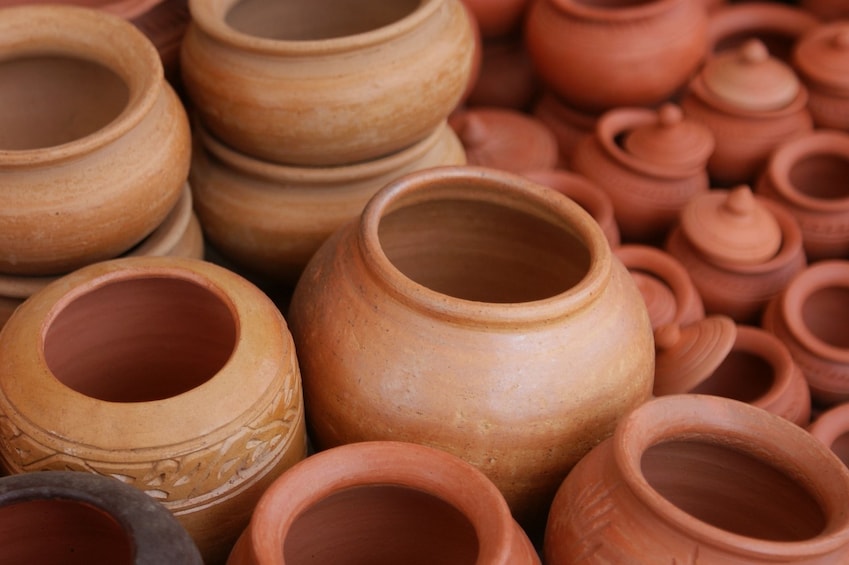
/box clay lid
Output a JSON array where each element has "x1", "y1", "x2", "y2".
[
  {"x1": 794, "y1": 23, "x2": 849, "y2": 93},
  {"x1": 622, "y1": 103, "x2": 715, "y2": 170},
  {"x1": 681, "y1": 185, "x2": 782, "y2": 266},
  {"x1": 654, "y1": 316, "x2": 738, "y2": 396},
  {"x1": 702, "y1": 39, "x2": 800, "y2": 112}
]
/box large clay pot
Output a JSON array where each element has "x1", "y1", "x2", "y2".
[
  {"x1": 524, "y1": 0, "x2": 708, "y2": 113},
  {"x1": 181, "y1": 0, "x2": 475, "y2": 166},
  {"x1": 0, "y1": 470, "x2": 203, "y2": 564},
  {"x1": 0, "y1": 256, "x2": 308, "y2": 564},
  {"x1": 287, "y1": 165, "x2": 655, "y2": 528},
  {"x1": 793, "y1": 22, "x2": 849, "y2": 132},
  {"x1": 227, "y1": 441, "x2": 540, "y2": 564},
  {"x1": 545, "y1": 394, "x2": 849, "y2": 564},
  {"x1": 0, "y1": 4, "x2": 190, "y2": 276}
]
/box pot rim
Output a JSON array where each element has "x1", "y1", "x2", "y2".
[
  {"x1": 706, "y1": 2, "x2": 820, "y2": 55},
  {"x1": 809, "y1": 402, "x2": 849, "y2": 451},
  {"x1": 547, "y1": 0, "x2": 686, "y2": 22}
]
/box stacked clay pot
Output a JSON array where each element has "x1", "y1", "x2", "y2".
[{"x1": 182, "y1": 0, "x2": 475, "y2": 285}]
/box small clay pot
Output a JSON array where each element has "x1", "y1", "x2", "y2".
[
  {"x1": 460, "y1": 0, "x2": 530, "y2": 39},
  {"x1": 545, "y1": 394, "x2": 849, "y2": 563},
  {"x1": 756, "y1": 130, "x2": 849, "y2": 262},
  {"x1": 181, "y1": 0, "x2": 475, "y2": 166},
  {"x1": 532, "y1": 90, "x2": 599, "y2": 167},
  {"x1": 465, "y1": 36, "x2": 540, "y2": 111},
  {"x1": 809, "y1": 402, "x2": 849, "y2": 469},
  {"x1": 0, "y1": 256, "x2": 308, "y2": 564},
  {"x1": 226, "y1": 441, "x2": 540, "y2": 564},
  {"x1": 762, "y1": 260, "x2": 849, "y2": 407},
  {"x1": 0, "y1": 470, "x2": 203, "y2": 564},
  {"x1": 793, "y1": 21, "x2": 849, "y2": 131}
]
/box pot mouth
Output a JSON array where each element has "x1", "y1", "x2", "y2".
[
  {"x1": 0, "y1": 5, "x2": 162, "y2": 166},
  {"x1": 616, "y1": 395, "x2": 849, "y2": 556},
  {"x1": 190, "y1": 0, "x2": 440, "y2": 55},
  {"x1": 767, "y1": 131, "x2": 849, "y2": 210},
  {"x1": 358, "y1": 166, "x2": 612, "y2": 327},
  {"x1": 549, "y1": 0, "x2": 684, "y2": 21}
]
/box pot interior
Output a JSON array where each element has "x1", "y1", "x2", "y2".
[
  {"x1": 0, "y1": 55, "x2": 128, "y2": 151},
  {"x1": 43, "y1": 276, "x2": 237, "y2": 402},
  {"x1": 226, "y1": 0, "x2": 421, "y2": 40},
  {"x1": 802, "y1": 286, "x2": 849, "y2": 349},
  {"x1": 690, "y1": 350, "x2": 773, "y2": 403},
  {"x1": 789, "y1": 154, "x2": 849, "y2": 200},
  {"x1": 642, "y1": 439, "x2": 826, "y2": 541},
  {"x1": 379, "y1": 198, "x2": 590, "y2": 303},
  {"x1": 0, "y1": 499, "x2": 132, "y2": 564},
  {"x1": 284, "y1": 484, "x2": 478, "y2": 564},
  {"x1": 830, "y1": 431, "x2": 849, "y2": 469}
]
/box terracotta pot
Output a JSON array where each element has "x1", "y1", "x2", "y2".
[
  {"x1": 800, "y1": 0, "x2": 849, "y2": 20},
  {"x1": 615, "y1": 244, "x2": 705, "y2": 330},
  {"x1": 809, "y1": 402, "x2": 849, "y2": 469},
  {"x1": 181, "y1": 0, "x2": 474, "y2": 166},
  {"x1": 190, "y1": 120, "x2": 465, "y2": 285},
  {"x1": 0, "y1": 4, "x2": 190, "y2": 276},
  {"x1": 756, "y1": 130, "x2": 849, "y2": 262},
  {"x1": 681, "y1": 39, "x2": 814, "y2": 187},
  {"x1": 571, "y1": 103, "x2": 714, "y2": 243},
  {"x1": 286, "y1": 165, "x2": 655, "y2": 528},
  {"x1": 0, "y1": 470, "x2": 203, "y2": 564},
  {"x1": 532, "y1": 90, "x2": 599, "y2": 167},
  {"x1": 762, "y1": 260, "x2": 849, "y2": 407},
  {"x1": 0, "y1": 256, "x2": 308, "y2": 564},
  {"x1": 665, "y1": 187, "x2": 807, "y2": 324},
  {"x1": 227, "y1": 441, "x2": 540, "y2": 565},
  {"x1": 465, "y1": 35, "x2": 540, "y2": 111},
  {"x1": 524, "y1": 0, "x2": 708, "y2": 113},
  {"x1": 545, "y1": 394, "x2": 849, "y2": 563},
  {"x1": 461, "y1": 0, "x2": 529, "y2": 39},
  {"x1": 793, "y1": 22, "x2": 849, "y2": 131}
]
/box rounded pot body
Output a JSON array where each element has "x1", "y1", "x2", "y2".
[
  {"x1": 287, "y1": 165, "x2": 655, "y2": 527},
  {"x1": 0, "y1": 256, "x2": 308, "y2": 564},
  {"x1": 461, "y1": 0, "x2": 530, "y2": 38},
  {"x1": 181, "y1": 0, "x2": 474, "y2": 166},
  {"x1": 532, "y1": 90, "x2": 599, "y2": 166},
  {"x1": 0, "y1": 5, "x2": 190, "y2": 276}
]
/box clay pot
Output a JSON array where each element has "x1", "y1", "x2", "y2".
[
  {"x1": 190, "y1": 120, "x2": 466, "y2": 285},
  {"x1": 756, "y1": 130, "x2": 849, "y2": 262},
  {"x1": 762, "y1": 260, "x2": 849, "y2": 407},
  {"x1": 524, "y1": 0, "x2": 708, "y2": 113},
  {"x1": 465, "y1": 36, "x2": 540, "y2": 111},
  {"x1": 131, "y1": 0, "x2": 190, "y2": 84},
  {"x1": 0, "y1": 256, "x2": 308, "y2": 564},
  {"x1": 0, "y1": 4, "x2": 190, "y2": 276},
  {"x1": 532, "y1": 90, "x2": 599, "y2": 166},
  {"x1": 793, "y1": 22, "x2": 849, "y2": 131},
  {"x1": 461, "y1": 0, "x2": 529, "y2": 39},
  {"x1": 614, "y1": 244, "x2": 705, "y2": 330},
  {"x1": 571, "y1": 103, "x2": 714, "y2": 243},
  {"x1": 544, "y1": 394, "x2": 849, "y2": 563},
  {"x1": 800, "y1": 0, "x2": 849, "y2": 21},
  {"x1": 286, "y1": 166, "x2": 655, "y2": 528},
  {"x1": 681, "y1": 39, "x2": 814, "y2": 187},
  {"x1": 523, "y1": 169, "x2": 620, "y2": 248},
  {"x1": 450, "y1": 107, "x2": 558, "y2": 174},
  {"x1": 227, "y1": 441, "x2": 540, "y2": 565},
  {"x1": 181, "y1": 0, "x2": 475, "y2": 166},
  {"x1": 809, "y1": 402, "x2": 849, "y2": 469},
  {"x1": 0, "y1": 470, "x2": 203, "y2": 564},
  {"x1": 665, "y1": 186, "x2": 807, "y2": 324}
]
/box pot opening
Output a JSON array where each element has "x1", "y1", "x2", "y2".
[
  {"x1": 641, "y1": 439, "x2": 826, "y2": 541},
  {"x1": 802, "y1": 286, "x2": 849, "y2": 349},
  {"x1": 43, "y1": 276, "x2": 237, "y2": 402},
  {"x1": 788, "y1": 154, "x2": 849, "y2": 200},
  {"x1": 830, "y1": 431, "x2": 849, "y2": 470},
  {"x1": 284, "y1": 484, "x2": 479, "y2": 564},
  {"x1": 225, "y1": 0, "x2": 421, "y2": 41},
  {"x1": 0, "y1": 55, "x2": 129, "y2": 151},
  {"x1": 378, "y1": 198, "x2": 591, "y2": 303},
  {"x1": 0, "y1": 499, "x2": 133, "y2": 564},
  {"x1": 690, "y1": 350, "x2": 773, "y2": 403}
]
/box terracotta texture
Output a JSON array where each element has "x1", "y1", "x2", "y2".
[
  {"x1": 800, "y1": 0, "x2": 849, "y2": 20},
  {"x1": 793, "y1": 22, "x2": 849, "y2": 131},
  {"x1": 809, "y1": 402, "x2": 849, "y2": 469},
  {"x1": 227, "y1": 441, "x2": 540, "y2": 564},
  {"x1": 545, "y1": 394, "x2": 849, "y2": 563},
  {"x1": 0, "y1": 4, "x2": 190, "y2": 276},
  {"x1": 461, "y1": 0, "x2": 529, "y2": 38},
  {"x1": 0, "y1": 470, "x2": 203, "y2": 564},
  {"x1": 286, "y1": 166, "x2": 655, "y2": 528},
  {"x1": 465, "y1": 36, "x2": 540, "y2": 111},
  {"x1": 190, "y1": 120, "x2": 466, "y2": 285},
  {"x1": 0, "y1": 256, "x2": 308, "y2": 564},
  {"x1": 532, "y1": 90, "x2": 599, "y2": 166},
  {"x1": 524, "y1": 0, "x2": 708, "y2": 113},
  {"x1": 181, "y1": 0, "x2": 475, "y2": 166}
]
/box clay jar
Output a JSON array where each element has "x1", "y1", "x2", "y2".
[
  {"x1": 756, "y1": 130, "x2": 849, "y2": 262},
  {"x1": 793, "y1": 22, "x2": 849, "y2": 131},
  {"x1": 0, "y1": 4, "x2": 190, "y2": 276},
  {"x1": 181, "y1": 0, "x2": 474, "y2": 166},
  {"x1": 227, "y1": 441, "x2": 540, "y2": 565},
  {"x1": 809, "y1": 403, "x2": 849, "y2": 469},
  {"x1": 571, "y1": 103, "x2": 714, "y2": 243},
  {"x1": 762, "y1": 260, "x2": 849, "y2": 407},
  {"x1": 544, "y1": 394, "x2": 849, "y2": 563},
  {"x1": 681, "y1": 39, "x2": 813, "y2": 187},
  {"x1": 190, "y1": 120, "x2": 465, "y2": 285},
  {"x1": 665, "y1": 185, "x2": 807, "y2": 323},
  {"x1": 524, "y1": 0, "x2": 708, "y2": 113},
  {"x1": 0, "y1": 470, "x2": 203, "y2": 564},
  {"x1": 0, "y1": 256, "x2": 308, "y2": 564},
  {"x1": 286, "y1": 166, "x2": 655, "y2": 528}
]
